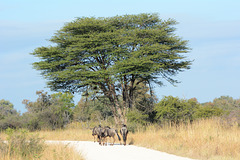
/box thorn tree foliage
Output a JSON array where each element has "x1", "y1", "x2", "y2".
[{"x1": 31, "y1": 13, "x2": 191, "y2": 124}]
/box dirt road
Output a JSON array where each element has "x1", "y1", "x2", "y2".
[{"x1": 47, "y1": 141, "x2": 194, "y2": 160}]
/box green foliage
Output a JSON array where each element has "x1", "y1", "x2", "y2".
[
  {"x1": 131, "y1": 82, "x2": 158, "y2": 122},
  {"x1": 0, "y1": 99, "x2": 14, "y2": 109},
  {"x1": 0, "y1": 99, "x2": 21, "y2": 130},
  {"x1": 22, "y1": 91, "x2": 75, "y2": 130},
  {"x1": 126, "y1": 109, "x2": 149, "y2": 125},
  {"x1": 154, "y1": 96, "x2": 199, "y2": 124},
  {"x1": 222, "y1": 109, "x2": 240, "y2": 127},
  {"x1": 212, "y1": 96, "x2": 240, "y2": 111},
  {"x1": 207, "y1": 96, "x2": 240, "y2": 126},
  {"x1": 0, "y1": 114, "x2": 22, "y2": 130},
  {"x1": 74, "y1": 95, "x2": 113, "y2": 123},
  {"x1": 0, "y1": 99, "x2": 18, "y2": 120},
  {"x1": 31, "y1": 13, "x2": 191, "y2": 124},
  {"x1": 194, "y1": 103, "x2": 224, "y2": 119}
]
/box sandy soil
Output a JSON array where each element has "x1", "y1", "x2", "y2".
[{"x1": 47, "y1": 141, "x2": 194, "y2": 160}]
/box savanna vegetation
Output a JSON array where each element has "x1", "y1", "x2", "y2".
[
  {"x1": 1, "y1": 91, "x2": 239, "y2": 159},
  {"x1": 1, "y1": 13, "x2": 240, "y2": 160}
]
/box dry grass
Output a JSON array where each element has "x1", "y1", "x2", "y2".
[
  {"x1": 1, "y1": 119, "x2": 239, "y2": 160},
  {"x1": 0, "y1": 128, "x2": 85, "y2": 160},
  {"x1": 0, "y1": 142, "x2": 84, "y2": 160},
  {"x1": 128, "y1": 119, "x2": 240, "y2": 160},
  {"x1": 40, "y1": 143, "x2": 84, "y2": 160},
  {"x1": 38, "y1": 119, "x2": 240, "y2": 160},
  {"x1": 35, "y1": 127, "x2": 92, "y2": 141}
]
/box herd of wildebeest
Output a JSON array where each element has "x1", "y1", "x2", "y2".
[{"x1": 92, "y1": 124, "x2": 128, "y2": 146}]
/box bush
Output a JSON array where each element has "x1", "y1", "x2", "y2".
[
  {"x1": 0, "y1": 115, "x2": 23, "y2": 130},
  {"x1": 126, "y1": 109, "x2": 148, "y2": 125},
  {"x1": 22, "y1": 91, "x2": 75, "y2": 130},
  {"x1": 222, "y1": 109, "x2": 240, "y2": 127},
  {"x1": 194, "y1": 104, "x2": 224, "y2": 119},
  {"x1": 154, "y1": 96, "x2": 199, "y2": 125},
  {"x1": 2, "y1": 128, "x2": 46, "y2": 159}
]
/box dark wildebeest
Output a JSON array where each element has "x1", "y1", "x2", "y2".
[
  {"x1": 101, "y1": 126, "x2": 121, "y2": 146},
  {"x1": 120, "y1": 124, "x2": 128, "y2": 145},
  {"x1": 92, "y1": 125, "x2": 102, "y2": 143}
]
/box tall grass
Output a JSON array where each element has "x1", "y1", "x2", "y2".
[
  {"x1": 0, "y1": 128, "x2": 84, "y2": 160},
  {"x1": 40, "y1": 143, "x2": 84, "y2": 160},
  {"x1": 128, "y1": 118, "x2": 240, "y2": 160},
  {"x1": 0, "y1": 143, "x2": 84, "y2": 160},
  {"x1": 1, "y1": 118, "x2": 239, "y2": 160}
]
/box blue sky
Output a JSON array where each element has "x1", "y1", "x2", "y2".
[{"x1": 0, "y1": 0, "x2": 240, "y2": 113}]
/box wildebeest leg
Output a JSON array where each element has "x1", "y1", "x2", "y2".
[
  {"x1": 125, "y1": 133, "x2": 128, "y2": 145},
  {"x1": 101, "y1": 137, "x2": 104, "y2": 145},
  {"x1": 105, "y1": 137, "x2": 108, "y2": 146},
  {"x1": 120, "y1": 130, "x2": 122, "y2": 145},
  {"x1": 112, "y1": 136, "x2": 115, "y2": 146},
  {"x1": 96, "y1": 135, "x2": 99, "y2": 143},
  {"x1": 98, "y1": 135, "x2": 102, "y2": 145},
  {"x1": 102, "y1": 137, "x2": 106, "y2": 146}
]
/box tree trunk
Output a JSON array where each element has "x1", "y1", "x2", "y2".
[
  {"x1": 128, "y1": 75, "x2": 135, "y2": 109},
  {"x1": 99, "y1": 80, "x2": 126, "y2": 125},
  {"x1": 121, "y1": 75, "x2": 128, "y2": 123}
]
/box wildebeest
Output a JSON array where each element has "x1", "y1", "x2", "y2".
[
  {"x1": 92, "y1": 125, "x2": 102, "y2": 143},
  {"x1": 101, "y1": 126, "x2": 121, "y2": 146},
  {"x1": 120, "y1": 124, "x2": 128, "y2": 145}
]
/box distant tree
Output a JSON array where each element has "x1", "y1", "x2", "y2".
[
  {"x1": 0, "y1": 99, "x2": 21, "y2": 130},
  {"x1": 126, "y1": 108, "x2": 148, "y2": 125},
  {"x1": 0, "y1": 99, "x2": 18, "y2": 120},
  {"x1": 194, "y1": 102, "x2": 224, "y2": 119},
  {"x1": 154, "y1": 96, "x2": 199, "y2": 125},
  {"x1": 31, "y1": 13, "x2": 191, "y2": 124},
  {"x1": 22, "y1": 91, "x2": 75, "y2": 130},
  {"x1": 212, "y1": 96, "x2": 240, "y2": 111},
  {"x1": 22, "y1": 91, "x2": 51, "y2": 113},
  {"x1": 209, "y1": 96, "x2": 240, "y2": 126},
  {"x1": 74, "y1": 93, "x2": 113, "y2": 123}
]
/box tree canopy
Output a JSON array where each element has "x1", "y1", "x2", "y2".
[{"x1": 31, "y1": 13, "x2": 191, "y2": 124}]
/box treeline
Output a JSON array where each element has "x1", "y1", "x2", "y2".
[{"x1": 0, "y1": 90, "x2": 239, "y2": 131}]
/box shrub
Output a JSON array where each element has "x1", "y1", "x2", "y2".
[
  {"x1": 194, "y1": 104, "x2": 224, "y2": 119},
  {"x1": 221, "y1": 109, "x2": 240, "y2": 127},
  {"x1": 154, "y1": 96, "x2": 199, "y2": 125},
  {"x1": 126, "y1": 109, "x2": 149, "y2": 132},
  {"x1": 22, "y1": 91, "x2": 75, "y2": 130},
  {"x1": 126, "y1": 109, "x2": 148, "y2": 125},
  {"x1": 0, "y1": 115, "x2": 23, "y2": 130},
  {"x1": 3, "y1": 128, "x2": 45, "y2": 159}
]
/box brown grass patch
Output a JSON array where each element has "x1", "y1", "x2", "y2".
[{"x1": 128, "y1": 119, "x2": 240, "y2": 160}]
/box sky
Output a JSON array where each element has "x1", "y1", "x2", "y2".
[{"x1": 0, "y1": 0, "x2": 240, "y2": 113}]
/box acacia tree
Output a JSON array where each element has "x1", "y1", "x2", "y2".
[{"x1": 31, "y1": 13, "x2": 191, "y2": 124}]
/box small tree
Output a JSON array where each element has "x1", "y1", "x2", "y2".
[
  {"x1": 22, "y1": 91, "x2": 75, "y2": 130},
  {"x1": 194, "y1": 102, "x2": 224, "y2": 119},
  {"x1": 154, "y1": 96, "x2": 199, "y2": 125},
  {"x1": 0, "y1": 99, "x2": 21, "y2": 130},
  {"x1": 0, "y1": 99, "x2": 18, "y2": 120}
]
